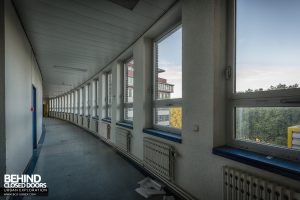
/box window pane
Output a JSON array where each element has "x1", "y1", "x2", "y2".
[
  {"x1": 107, "y1": 72, "x2": 112, "y2": 118},
  {"x1": 125, "y1": 59, "x2": 134, "y2": 104},
  {"x1": 124, "y1": 107, "x2": 133, "y2": 121},
  {"x1": 85, "y1": 85, "x2": 89, "y2": 116},
  {"x1": 108, "y1": 73, "x2": 112, "y2": 105},
  {"x1": 236, "y1": 107, "x2": 300, "y2": 147},
  {"x1": 92, "y1": 81, "x2": 96, "y2": 117},
  {"x1": 75, "y1": 90, "x2": 78, "y2": 114},
  {"x1": 79, "y1": 88, "x2": 83, "y2": 115},
  {"x1": 154, "y1": 106, "x2": 182, "y2": 129},
  {"x1": 155, "y1": 26, "x2": 182, "y2": 100},
  {"x1": 236, "y1": 0, "x2": 300, "y2": 93},
  {"x1": 107, "y1": 106, "x2": 112, "y2": 118}
]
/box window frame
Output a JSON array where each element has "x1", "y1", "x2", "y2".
[
  {"x1": 75, "y1": 90, "x2": 78, "y2": 114},
  {"x1": 105, "y1": 71, "x2": 112, "y2": 119},
  {"x1": 122, "y1": 57, "x2": 134, "y2": 124},
  {"x1": 84, "y1": 84, "x2": 90, "y2": 116},
  {"x1": 79, "y1": 87, "x2": 83, "y2": 115},
  {"x1": 226, "y1": 0, "x2": 300, "y2": 161},
  {"x1": 91, "y1": 79, "x2": 98, "y2": 118},
  {"x1": 152, "y1": 23, "x2": 182, "y2": 134}
]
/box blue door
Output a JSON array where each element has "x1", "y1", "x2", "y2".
[{"x1": 32, "y1": 85, "x2": 37, "y2": 150}]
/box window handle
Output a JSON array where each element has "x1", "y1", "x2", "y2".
[{"x1": 280, "y1": 99, "x2": 300, "y2": 104}]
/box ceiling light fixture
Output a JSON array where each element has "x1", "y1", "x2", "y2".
[{"x1": 53, "y1": 65, "x2": 87, "y2": 72}]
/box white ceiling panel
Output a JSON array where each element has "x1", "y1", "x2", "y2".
[{"x1": 13, "y1": 0, "x2": 177, "y2": 97}]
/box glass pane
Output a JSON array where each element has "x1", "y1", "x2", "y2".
[
  {"x1": 236, "y1": 0, "x2": 300, "y2": 93},
  {"x1": 236, "y1": 107, "x2": 300, "y2": 147},
  {"x1": 124, "y1": 107, "x2": 133, "y2": 121},
  {"x1": 108, "y1": 72, "x2": 112, "y2": 105},
  {"x1": 80, "y1": 88, "x2": 83, "y2": 115},
  {"x1": 154, "y1": 106, "x2": 182, "y2": 129},
  {"x1": 125, "y1": 59, "x2": 134, "y2": 104},
  {"x1": 155, "y1": 26, "x2": 182, "y2": 100},
  {"x1": 107, "y1": 106, "x2": 112, "y2": 118},
  {"x1": 85, "y1": 85, "x2": 89, "y2": 116},
  {"x1": 92, "y1": 81, "x2": 96, "y2": 116}
]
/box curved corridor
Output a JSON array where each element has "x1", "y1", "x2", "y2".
[{"x1": 24, "y1": 118, "x2": 146, "y2": 200}]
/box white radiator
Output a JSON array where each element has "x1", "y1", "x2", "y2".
[
  {"x1": 223, "y1": 166, "x2": 300, "y2": 200},
  {"x1": 115, "y1": 128, "x2": 131, "y2": 152},
  {"x1": 143, "y1": 137, "x2": 175, "y2": 181}
]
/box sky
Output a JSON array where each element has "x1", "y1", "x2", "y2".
[
  {"x1": 158, "y1": 27, "x2": 182, "y2": 98},
  {"x1": 236, "y1": 0, "x2": 300, "y2": 92}
]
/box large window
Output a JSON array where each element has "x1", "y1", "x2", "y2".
[
  {"x1": 105, "y1": 72, "x2": 112, "y2": 119},
  {"x1": 228, "y1": 0, "x2": 300, "y2": 158},
  {"x1": 92, "y1": 80, "x2": 98, "y2": 117},
  {"x1": 71, "y1": 92, "x2": 74, "y2": 114},
  {"x1": 68, "y1": 94, "x2": 71, "y2": 113},
  {"x1": 84, "y1": 84, "x2": 89, "y2": 116},
  {"x1": 62, "y1": 96, "x2": 64, "y2": 113},
  {"x1": 153, "y1": 25, "x2": 182, "y2": 133},
  {"x1": 60, "y1": 97, "x2": 62, "y2": 112},
  {"x1": 65, "y1": 95, "x2": 68, "y2": 113},
  {"x1": 124, "y1": 58, "x2": 134, "y2": 122},
  {"x1": 75, "y1": 90, "x2": 78, "y2": 114},
  {"x1": 79, "y1": 88, "x2": 83, "y2": 115}
]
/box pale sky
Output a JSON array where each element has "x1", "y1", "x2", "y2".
[
  {"x1": 236, "y1": 0, "x2": 300, "y2": 92},
  {"x1": 158, "y1": 27, "x2": 182, "y2": 98}
]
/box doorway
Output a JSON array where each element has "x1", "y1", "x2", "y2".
[{"x1": 32, "y1": 85, "x2": 37, "y2": 150}]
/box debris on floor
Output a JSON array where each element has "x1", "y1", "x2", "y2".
[{"x1": 135, "y1": 177, "x2": 166, "y2": 198}]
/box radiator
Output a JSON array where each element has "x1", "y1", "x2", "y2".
[
  {"x1": 115, "y1": 128, "x2": 131, "y2": 152},
  {"x1": 223, "y1": 166, "x2": 300, "y2": 200},
  {"x1": 143, "y1": 137, "x2": 175, "y2": 181}
]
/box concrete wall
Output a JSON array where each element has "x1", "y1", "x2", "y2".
[
  {"x1": 0, "y1": 0, "x2": 6, "y2": 192},
  {"x1": 51, "y1": 0, "x2": 300, "y2": 199},
  {"x1": 4, "y1": 0, "x2": 43, "y2": 174}
]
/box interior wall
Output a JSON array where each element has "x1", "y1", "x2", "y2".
[
  {"x1": 0, "y1": 0, "x2": 6, "y2": 191},
  {"x1": 4, "y1": 0, "x2": 43, "y2": 174}
]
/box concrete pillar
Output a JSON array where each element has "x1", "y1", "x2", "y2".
[{"x1": 131, "y1": 38, "x2": 152, "y2": 160}]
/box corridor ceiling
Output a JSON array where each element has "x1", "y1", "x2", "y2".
[{"x1": 13, "y1": 0, "x2": 176, "y2": 97}]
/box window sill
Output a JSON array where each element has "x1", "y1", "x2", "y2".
[
  {"x1": 116, "y1": 122, "x2": 133, "y2": 130},
  {"x1": 143, "y1": 128, "x2": 182, "y2": 143},
  {"x1": 212, "y1": 146, "x2": 300, "y2": 181},
  {"x1": 101, "y1": 118, "x2": 111, "y2": 123}
]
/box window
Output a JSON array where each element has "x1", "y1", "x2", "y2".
[
  {"x1": 228, "y1": 0, "x2": 300, "y2": 159},
  {"x1": 49, "y1": 99, "x2": 52, "y2": 111},
  {"x1": 58, "y1": 97, "x2": 60, "y2": 112},
  {"x1": 75, "y1": 90, "x2": 78, "y2": 114},
  {"x1": 92, "y1": 80, "x2": 98, "y2": 117},
  {"x1": 68, "y1": 94, "x2": 71, "y2": 113},
  {"x1": 59, "y1": 97, "x2": 62, "y2": 112},
  {"x1": 71, "y1": 92, "x2": 74, "y2": 113},
  {"x1": 105, "y1": 72, "x2": 112, "y2": 119},
  {"x1": 55, "y1": 98, "x2": 57, "y2": 112},
  {"x1": 96, "y1": 79, "x2": 99, "y2": 116},
  {"x1": 79, "y1": 88, "x2": 83, "y2": 115},
  {"x1": 62, "y1": 96, "x2": 65, "y2": 112},
  {"x1": 124, "y1": 58, "x2": 134, "y2": 122},
  {"x1": 84, "y1": 84, "x2": 89, "y2": 116},
  {"x1": 153, "y1": 25, "x2": 182, "y2": 133}
]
